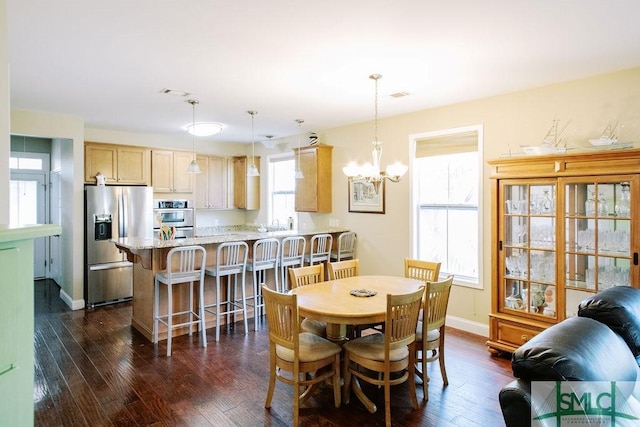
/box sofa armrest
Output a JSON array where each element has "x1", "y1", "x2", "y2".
[{"x1": 499, "y1": 379, "x2": 532, "y2": 427}]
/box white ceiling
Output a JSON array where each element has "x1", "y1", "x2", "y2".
[{"x1": 7, "y1": 0, "x2": 640, "y2": 144}]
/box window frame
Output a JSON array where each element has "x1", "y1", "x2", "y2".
[
  {"x1": 409, "y1": 124, "x2": 484, "y2": 289},
  {"x1": 266, "y1": 152, "x2": 296, "y2": 227}
]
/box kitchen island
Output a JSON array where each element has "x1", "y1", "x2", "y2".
[{"x1": 114, "y1": 228, "x2": 350, "y2": 342}]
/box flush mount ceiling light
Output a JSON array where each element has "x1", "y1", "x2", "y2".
[
  {"x1": 186, "y1": 99, "x2": 201, "y2": 174},
  {"x1": 247, "y1": 110, "x2": 260, "y2": 177},
  {"x1": 186, "y1": 122, "x2": 224, "y2": 137},
  {"x1": 342, "y1": 74, "x2": 408, "y2": 193},
  {"x1": 262, "y1": 135, "x2": 277, "y2": 149}
]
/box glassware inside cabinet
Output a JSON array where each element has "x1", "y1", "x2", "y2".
[
  {"x1": 529, "y1": 216, "x2": 555, "y2": 249},
  {"x1": 505, "y1": 248, "x2": 528, "y2": 278},
  {"x1": 564, "y1": 182, "x2": 592, "y2": 217},
  {"x1": 595, "y1": 182, "x2": 614, "y2": 218},
  {"x1": 565, "y1": 217, "x2": 595, "y2": 253},
  {"x1": 504, "y1": 279, "x2": 527, "y2": 311},
  {"x1": 615, "y1": 182, "x2": 631, "y2": 217},
  {"x1": 530, "y1": 184, "x2": 555, "y2": 215},
  {"x1": 529, "y1": 250, "x2": 555, "y2": 283},
  {"x1": 597, "y1": 256, "x2": 631, "y2": 290},
  {"x1": 504, "y1": 184, "x2": 528, "y2": 214},
  {"x1": 505, "y1": 215, "x2": 528, "y2": 247},
  {"x1": 566, "y1": 288, "x2": 593, "y2": 318},
  {"x1": 565, "y1": 253, "x2": 596, "y2": 290},
  {"x1": 597, "y1": 218, "x2": 630, "y2": 256}
]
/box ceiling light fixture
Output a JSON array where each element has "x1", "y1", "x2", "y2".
[
  {"x1": 294, "y1": 119, "x2": 304, "y2": 179},
  {"x1": 247, "y1": 110, "x2": 260, "y2": 177},
  {"x1": 342, "y1": 74, "x2": 408, "y2": 193},
  {"x1": 262, "y1": 135, "x2": 277, "y2": 149},
  {"x1": 186, "y1": 99, "x2": 202, "y2": 174},
  {"x1": 186, "y1": 122, "x2": 224, "y2": 137}
]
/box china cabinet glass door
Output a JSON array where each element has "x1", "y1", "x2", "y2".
[
  {"x1": 501, "y1": 180, "x2": 557, "y2": 320},
  {"x1": 561, "y1": 176, "x2": 636, "y2": 317}
]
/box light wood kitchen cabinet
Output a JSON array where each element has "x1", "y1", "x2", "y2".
[
  {"x1": 294, "y1": 144, "x2": 333, "y2": 212},
  {"x1": 195, "y1": 155, "x2": 230, "y2": 209},
  {"x1": 232, "y1": 156, "x2": 260, "y2": 210},
  {"x1": 487, "y1": 149, "x2": 640, "y2": 354},
  {"x1": 152, "y1": 150, "x2": 194, "y2": 193},
  {"x1": 84, "y1": 142, "x2": 150, "y2": 185}
]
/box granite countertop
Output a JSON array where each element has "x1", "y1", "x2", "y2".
[{"x1": 114, "y1": 227, "x2": 350, "y2": 250}]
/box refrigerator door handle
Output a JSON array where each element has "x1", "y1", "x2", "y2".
[
  {"x1": 119, "y1": 190, "x2": 127, "y2": 237},
  {"x1": 89, "y1": 261, "x2": 133, "y2": 271}
]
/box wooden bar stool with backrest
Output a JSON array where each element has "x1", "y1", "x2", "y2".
[
  {"x1": 204, "y1": 241, "x2": 249, "y2": 342},
  {"x1": 330, "y1": 231, "x2": 357, "y2": 262},
  {"x1": 416, "y1": 275, "x2": 454, "y2": 401},
  {"x1": 342, "y1": 287, "x2": 424, "y2": 427},
  {"x1": 154, "y1": 245, "x2": 207, "y2": 357},
  {"x1": 262, "y1": 285, "x2": 341, "y2": 427},
  {"x1": 288, "y1": 264, "x2": 327, "y2": 337},
  {"x1": 280, "y1": 235, "x2": 306, "y2": 292},
  {"x1": 246, "y1": 238, "x2": 280, "y2": 331}
]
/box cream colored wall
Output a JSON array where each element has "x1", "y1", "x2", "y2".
[
  {"x1": 5, "y1": 63, "x2": 640, "y2": 324},
  {"x1": 11, "y1": 109, "x2": 85, "y2": 309},
  {"x1": 0, "y1": 0, "x2": 9, "y2": 224},
  {"x1": 319, "y1": 67, "x2": 640, "y2": 333}
]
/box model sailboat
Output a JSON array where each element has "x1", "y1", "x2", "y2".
[{"x1": 522, "y1": 118, "x2": 570, "y2": 155}]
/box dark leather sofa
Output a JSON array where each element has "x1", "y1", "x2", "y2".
[{"x1": 499, "y1": 286, "x2": 640, "y2": 427}]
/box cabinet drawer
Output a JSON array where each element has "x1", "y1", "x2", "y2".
[
  {"x1": 488, "y1": 315, "x2": 547, "y2": 353},
  {"x1": 497, "y1": 321, "x2": 540, "y2": 346}
]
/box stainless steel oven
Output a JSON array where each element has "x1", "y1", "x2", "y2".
[{"x1": 153, "y1": 199, "x2": 194, "y2": 239}]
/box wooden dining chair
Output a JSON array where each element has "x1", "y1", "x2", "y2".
[
  {"x1": 262, "y1": 285, "x2": 341, "y2": 427},
  {"x1": 416, "y1": 275, "x2": 454, "y2": 401},
  {"x1": 288, "y1": 264, "x2": 327, "y2": 337},
  {"x1": 404, "y1": 258, "x2": 441, "y2": 284},
  {"x1": 342, "y1": 287, "x2": 424, "y2": 427},
  {"x1": 327, "y1": 259, "x2": 359, "y2": 280}
]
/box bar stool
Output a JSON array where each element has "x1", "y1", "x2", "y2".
[
  {"x1": 246, "y1": 238, "x2": 280, "y2": 331},
  {"x1": 304, "y1": 233, "x2": 333, "y2": 267},
  {"x1": 154, "y1": 245, "x2": 207, "y2": 357},
  {"x1": 279, "y1": 235, "x2": 306, "y2": 292},
  {"x1": 330, "y1": 231, "x2": 357, "y2": 262},
  {"x1": 204, "y1": 241, "x2": 249, "y2": 342}
]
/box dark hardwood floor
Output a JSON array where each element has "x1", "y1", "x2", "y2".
[{"x1": 34, "y1": 279, "x2": 513, "y2": 426}]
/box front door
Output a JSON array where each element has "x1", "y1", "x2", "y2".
[{"x1": 10, "y1": 172, "x2": 47, "y2": 278}]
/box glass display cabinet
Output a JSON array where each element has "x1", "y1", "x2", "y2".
[{"x1": 487, "y1": 149, "x2": 639, "y2": 354}]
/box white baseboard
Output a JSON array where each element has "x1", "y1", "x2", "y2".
[
  {"x1": 446, "y1": 315, "x2": 489, "y2": 338},
  {"x1": 59, "y1": 288, "x2": 85, "y2": 311}
]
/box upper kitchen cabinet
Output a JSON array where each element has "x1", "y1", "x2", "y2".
[
  {"x1": 232, "y1": 156, "x2": 260, "y2": 210},
  {"x1": 294, "y1": 144, "x2": 333, "y2": 212},
  {"x1": 84, "y1": 142, "x2": 151, "y2": 185},
  {"x1": 152, "y1": 150, "x2": 194, "y2": 193},
  {"x1": 195, "y1": 155, "x2": 230, "y2": 209}
]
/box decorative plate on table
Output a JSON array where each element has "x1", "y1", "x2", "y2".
[{"x1": 350, "y1": 289, "x2": 377, "y2": 298}]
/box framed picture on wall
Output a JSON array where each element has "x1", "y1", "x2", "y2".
[{"x1": 348, "y1": 180, "x2": 385, "y2": 214}]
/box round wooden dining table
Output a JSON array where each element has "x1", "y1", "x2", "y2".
[{"x1": 291, "y1": 275, "x2": 424, "y2": 342}]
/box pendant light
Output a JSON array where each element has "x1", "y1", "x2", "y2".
[
  {"x1": 247, "y1": 110, "x2": 260, "y2": 177},
  {"x1": 294, "y1": 119, "x2": 304, "y2": 179},
  {"x1": 342, "y1": 74, "x2": 408, "y2": 193},
  {"x1": 186, "y1": 99, "x2": 201, "y2": 174}
]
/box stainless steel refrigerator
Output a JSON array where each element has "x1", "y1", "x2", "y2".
[{"x1": 84, "y1": 185, "x2": 153, "y2": 308}]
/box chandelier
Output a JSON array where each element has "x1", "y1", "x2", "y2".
[{"x1": 342, "y1": 74, "x2": 408, "y2": 193}]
